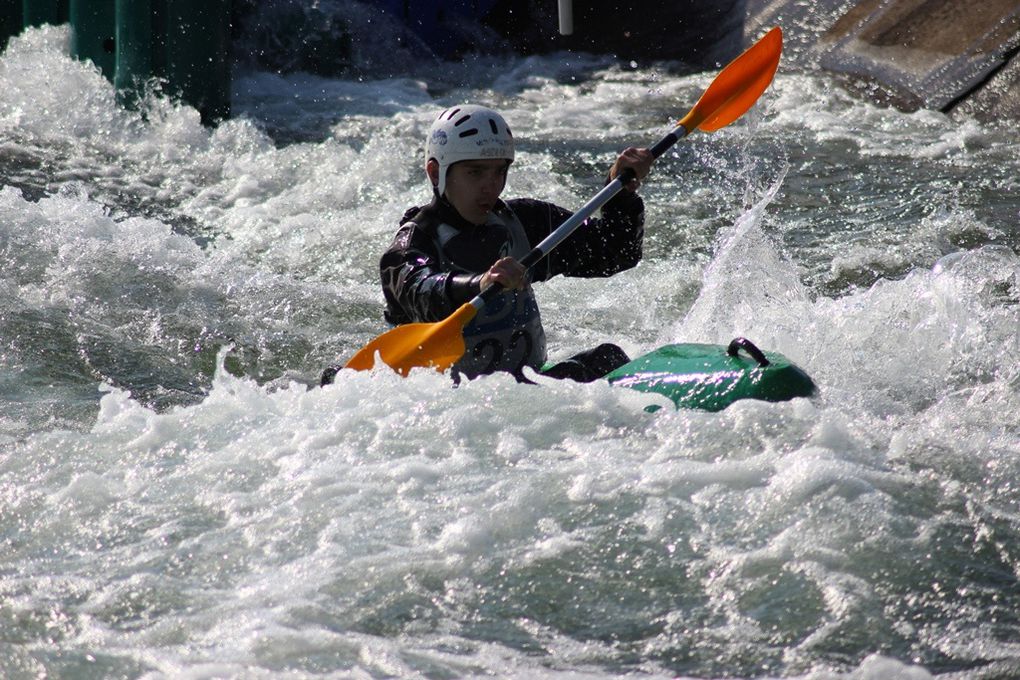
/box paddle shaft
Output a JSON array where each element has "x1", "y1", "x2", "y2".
[{"x1": 473, "y1": 121, "x2": 690, "y2": 309}]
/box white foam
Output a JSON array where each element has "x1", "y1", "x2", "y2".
[{"x1": 3, "y1": 29, "x2": 1019, "y2": 678}]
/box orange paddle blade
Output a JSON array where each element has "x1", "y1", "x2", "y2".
[
  {"x1": 344, "y1": 302, "x2": 479, "y2": 375},
  {"x1": 679, "y1": 26, "x2": 783, "y2": 133}
]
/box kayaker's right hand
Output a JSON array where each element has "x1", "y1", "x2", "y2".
[
  {"x1": 481, "y1": 257, "x2": 526, "y2": 290},
  {"x1": 609, "y1": 147, "x2": 654, "y2": 192}
]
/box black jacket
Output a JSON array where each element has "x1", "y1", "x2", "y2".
[{"x1": 380, "y1": 190, "x2": 645, "y2": 326}]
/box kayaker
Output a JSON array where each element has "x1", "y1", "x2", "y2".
[{"x1": 367, "y1": 104, "x2": 652, "y2": 383}]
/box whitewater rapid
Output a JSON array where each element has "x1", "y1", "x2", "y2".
[{"x1": 2, "y1": 22, "x2": 1019, "y2": 680}]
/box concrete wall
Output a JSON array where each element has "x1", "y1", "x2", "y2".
[{"x1": 744, "y1": 0, "x2": 1020, "y2": 121}]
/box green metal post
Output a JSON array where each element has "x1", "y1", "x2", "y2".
[
  {"x1": 15, "y1": 0, "x2": 232, "y2": 124},
  {"x1": 1, "y1": 0, "x2": 23, "y2": 51},
  {"x1": 69, "y1": 0, "x2": 115, "y2": 77},
  {"x1": 164, "y1": 0, "x2": 231, "y2": 123},
  {"x1": 114, "y1": 0, "x2": 152, "y2": 109},
  {"x1": 22, "y1": 0, "x2": 67, "y2": 27}
]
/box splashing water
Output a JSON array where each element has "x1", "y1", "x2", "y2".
[{"x1": 2, "y1": 17, "x2": 1020, "y2": 680}]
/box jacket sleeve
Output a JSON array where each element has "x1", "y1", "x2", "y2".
[
  {"x1": 380, "y1": 221, "x2": 482, "y2": 324},
  {"x1": 511, "y1": 189, "x2": 644, "y2": 282}
]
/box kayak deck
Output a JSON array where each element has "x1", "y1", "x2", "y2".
[{"x1": 605, "y1": 338, "x2": 817, "y2": 411}]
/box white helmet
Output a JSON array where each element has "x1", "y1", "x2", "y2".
[{"x1": 425, "y1": 105, "x2": 514, "y2": 195}]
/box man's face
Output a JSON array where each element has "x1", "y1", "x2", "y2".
[{"x1": 443, "y1": 159, "x2": 509, "y2": 225}]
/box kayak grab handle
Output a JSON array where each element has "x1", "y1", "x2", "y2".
[{"x1": 727, "y1": 337, "x2": 770, "y2": 367}]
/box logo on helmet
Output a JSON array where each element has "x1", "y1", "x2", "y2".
[{"x1": 431, "y1": 130, "x2": 448, "y2": 146}]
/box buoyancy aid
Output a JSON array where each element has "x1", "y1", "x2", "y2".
[{"x1": 428, "y1": 204, "x2": 547, "y2": 379}]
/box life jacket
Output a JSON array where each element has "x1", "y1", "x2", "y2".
[{"x1": 428, "y1": 203, "x2": 547, "y2": 379}]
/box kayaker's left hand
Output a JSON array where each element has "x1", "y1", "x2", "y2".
[{"x1": 609, "y1": 147, "x2": 654, "y2": 192}]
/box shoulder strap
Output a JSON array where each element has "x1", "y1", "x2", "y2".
[{"x1": 489, "y1": 204, "x2": 531, "y2": 260}]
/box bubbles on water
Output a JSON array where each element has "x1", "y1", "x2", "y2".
[{"x1": 3, "y1": 21, "x2": 1020, "y2": 677}]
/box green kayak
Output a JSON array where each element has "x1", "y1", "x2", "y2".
[{"x1": 605, "y1": 337, "x2": 817, "y2": 411}]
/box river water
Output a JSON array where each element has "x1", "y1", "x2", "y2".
[{"x1": 2, "y1": 18, "x2": 1019, "y2": 680}]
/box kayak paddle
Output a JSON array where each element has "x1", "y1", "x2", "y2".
[{"x1": 343, "y1": 26, "x2": 783, "y2": 376}]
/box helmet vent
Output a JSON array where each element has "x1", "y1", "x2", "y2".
[
  {"x1": 488, "y1": 119, "x2": 499, "y2": 134},
  {"x1": 454, "y1": 114, "x2": 471, "y2": 126},
  {"x1": 458, "y1": 128, "x2": 479, "y2": 138},
  {"x1": 445, "y1": 108, "x2": 461, "y2": 120}
]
